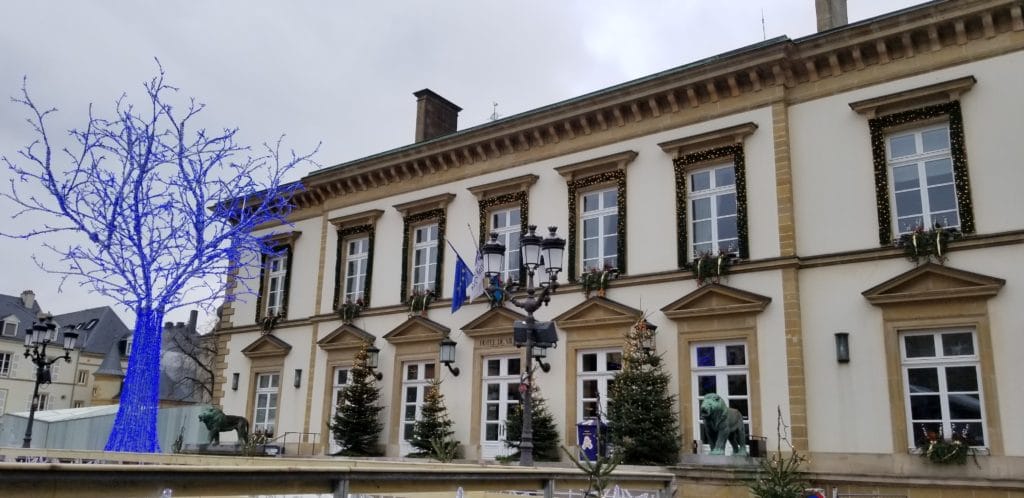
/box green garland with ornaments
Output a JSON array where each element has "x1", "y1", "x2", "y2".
[
  {"x1": 869, "y1": 101, "x2": 975, "y2": 246},
  {"x1": 333, "y1": 223, "x2": 375, "y2": 311},
  {"x1": 400, "y1": 209, "x2": 446, "y2": 304}
]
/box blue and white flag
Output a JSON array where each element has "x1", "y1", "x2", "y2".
[
  {"x1": 451, "y1": 247, "x2": 476, "y2": 313},
  {"x1": 468, "y1": 249, "x2": 486, "y2": 301}
]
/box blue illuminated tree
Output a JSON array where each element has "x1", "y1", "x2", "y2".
[{"x1": 1, "y1": 65, "x2": 317, "y2": 452}]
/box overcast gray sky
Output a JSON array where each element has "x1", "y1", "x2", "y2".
[{"x1": 0, "y1": 0, "x2": 926, "y2": 328}]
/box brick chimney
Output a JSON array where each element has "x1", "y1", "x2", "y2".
[
  {"x1": 20, "y1": 290, "x2": 35, "y2": 310},
  {"x1": 414, "y1": 89, "x2": 461, "y2": 142},
  {"x1": 815, "y1": 0, "x2": 848, "y2": 31}
]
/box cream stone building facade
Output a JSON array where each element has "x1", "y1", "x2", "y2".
[{"x1": 214, "y1": 0, "x2": 1024, "y2": 491}]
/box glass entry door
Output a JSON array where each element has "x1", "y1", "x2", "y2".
[{"x1": 481, "y1": 355, "x2": 521, "y2": 460}]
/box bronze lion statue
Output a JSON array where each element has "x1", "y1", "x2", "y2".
[
  {"x1": 198, "y1": 406, "x2": 249, "y2": 445},
  {"x1": 700, "y1": 393, "x2": 747, "y2": 455}
]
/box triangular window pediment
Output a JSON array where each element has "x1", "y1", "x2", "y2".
[
  {"x1": 384, "y1": 315, "x2": 451, "y2": 344},
  {"x1": 554, "y1": 296, "x2": 642, "y2": 329},
  {"x1": 318, "y1": 324, "x2": 375, "y2": 351},
  {"x1": 862, "y1": 263, "x2": 1004, "y2": 305},
  {"x1": 661, "y1": 283, "x2": 771, "y2": 320},
  {"x1": 461, "y1": 307, "x2": 528, "y2": 338},
  {"x1": 241, "y1": 334, "x2": 292, "y2": 358}
]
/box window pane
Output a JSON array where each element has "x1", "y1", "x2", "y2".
[
  {"x1": 942, "y1": 333, "x2": 974, "y2": 357},
  {"x1": 405, "y1": 405, "x2": 417, "y2": 421},
  {"x1": 583, "y1": 380, "x2": 598, "y2": 398},
  {"x1": 698, "y1": 376, "x2": 717, "y2": 396},
  {"x1": 924, "y1": 158, "x2": 953, "y2": 185},
  {"x1": 583, "y1": 238, "x2": 599, "y2": 261},
  {"x1": 905, "y1": 335, "x2": 936, "y2": 358},
  {"x1": 404, "y1": 424, "x2": 414, "y2": 440},
  {"x1": 726, "y1": 345, "x2": 746, "y2": 366},
  {"x1": 956, "y1": 422, "x2": 985, "y2": 445},
  {"x1": 606, "y1": 352, "x2": 623, "y2": 371},
  {"x1": 406, "y1": 387, "x2": 417, "y2": 402},
  {"x1": 692, "y1": 197, "x2": 711, "y2": 220},
  {"x1": 728, "y1": 399, "x2": 749, "y2": 417},
  {"x1": 487, "y1": 383, "x2": 500, "y2": 401},
  {"x1": 486, "y1": 404, "x2": 499, "y2": 421},
  {"x1": 508, "y1": 358, "x2": 521, "y2": 376},
  {"x1": 691, "y1": 171, "x2": 710, "y2": 192},
  {"x1": 486, "y1": 424, "x2": 499, "y2": 441},
  {"x1": 696, "y1": 346, "x2": 715, "y2": 367},
  {"x1": 424, "y1": 363, "x2": 436, "y2": 379},
  {"x1": 910, "y1": 395, "x2": 942, "y2": 420},
  {"x1": 930, "y1": 210, "x2": 959, "y2": 229},
  {"x1": 693, "y1": 220, "x2": 712, "y2": 245},
  {"x1": 583, "y1": 218, "x2": 598, "y2": 238},
  {"x1": 897, "y1": 215, "x2": 924, "y2": 234},
  {"x1": 889, "y1": 134, "x2": 917, "y2": 158},
  {"x1": 407, "y1": 364, "x2": 419, "y2": 380},
  {"x1": 727, "y1": 375, "x2": 747, "y2": 396},
  {"x1": 945, "y1": 366, "x2": 978, "y2": 391},
  {"x1": 928, "y1": 184, "x2": 957, "y2": 212},
  {"x1": 583, "y1": 401, "x2": 599, "y2": 418},
  {"x1": 948, "y1": 394, "x2": 981, "y2": 420},
  {"x1": 717, "y1": 193, "x2": 736, "y2": 216},
  {"x1": 718, "y1": 216, "x2": 737, "y2": 240},
  {"x1": 715, "y1": 167, "x2": 735, "y2": 187},
  {"x1": 907, "y1": 368, "x2": 939, "y2": 393},
  {"x1": 892, "y1": 165, "x2": 920, "y2": 191},
  {"x1": 921, "y1": 128, "x2": 950, "y2": 152},
  {"x1": 509, "y1": 209, "x2": 521, "y2": 225},
  {"x1": 895, "y1": 190, "x2": 923, "y2": 216},
  {"x1": 583, "y1": 193, "x2": 599, "y2": 212},
  {"x1": 582, "y1": 353, "x2": 598, "y2": 372},
  {"x1": 603, "y1": 214, "x2": 617, "y2": 234},
  {"x1": 487, "y1": 360, "x2": 500, "y2": 377},
  {"x1": 913, "y1": 422, "x2": 942, "y2": 443},
  {"x1": 507, "y1": 382, "x2": 520, "y2": 402}
]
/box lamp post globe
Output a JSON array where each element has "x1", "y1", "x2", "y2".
[{"x1": 21, "y1": 313, "x2": 78, "y2": 448}]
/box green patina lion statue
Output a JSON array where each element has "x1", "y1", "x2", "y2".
[
  {"x1": 700, "y1": 393, "x2": 747, "y2": 456},
  {"x1": 198, "y1": 406, "x2": 250, "y2": 445}
]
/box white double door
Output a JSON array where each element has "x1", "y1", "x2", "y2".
[{"x1": 481, "y1": 355, "x2": 522, "y2": 460}]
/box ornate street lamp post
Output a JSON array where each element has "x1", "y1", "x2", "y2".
[
  {"x1": 481, "y1": 225, "x2": 565, "y2": 466},
  {"x1": 22, "y1": 312, "x2": 78, "y2": 448}
]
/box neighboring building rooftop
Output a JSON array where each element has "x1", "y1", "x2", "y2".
[{"x1": 0, "y1": 292, "x2": 130, "y2": 357}]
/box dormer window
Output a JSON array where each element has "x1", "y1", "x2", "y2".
[{"x1": 1, "y1": 316, "x2": 19, "y2": 337}]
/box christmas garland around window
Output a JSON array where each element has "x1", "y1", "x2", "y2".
[
  {"x1": 869, "y1": 101, "x2": 974, "y2": 246},
  {"x1": 672, "y1": 144, "x2": 749, "y2": 269},
  {"x1": 478, "y1": 191, "x2": 528, "y2": 287},
  {"x1": 333, "y1": 224, "x2": 375, "y2": 311},
  {"x1": 400, "y1": 209, "x2": 447, "y2": 304},
  {"x1": 566, "y1": 170, "x2": 626, "y2": 282}
]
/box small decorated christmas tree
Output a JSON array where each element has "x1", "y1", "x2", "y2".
[
  {"x1": 607, "y1": 318, "x2": 681, "y2": 465},
  {"x1": 329, "y1": 345, "x2": 384, "y2": 456},
  {"x1": 409, "y1": 378, "x2": 458, "y2": 457},
  {"x1": 504, "y1": 386, "x2": 561, "y2": 461}
]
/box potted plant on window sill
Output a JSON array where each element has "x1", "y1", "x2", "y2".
[
  {"x1": 690, "y1": 251, "x2": 733, "y2": 286},
  {"x1": 338, "y1": 297, "x2": 365, "y2": 324},
  {"x1": 579, "y1": 265, "x2": 619, "y2": 298},
  {"x1": 259, "y1": 309, "x2": 286, "y2": 335},
  {"x1": 917, "y1": 427, "x2": 980, "y2": 466},
  {"x1": 895, "y1": 223, "x2": 961, "y2": 265},
  {"x1": 407, "y1": 289, "x2": 435, "y2": 316}
]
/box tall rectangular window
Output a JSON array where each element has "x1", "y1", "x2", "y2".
[
  {"x1": 691, "y1": 341, "x2": 750, "y2": 454},
  {"x1": 887, "y1": 124, "x2": 959, "y2": 234},
  {"x1": 2, "y1": 321, "x2": 17, "y2": 337},
  {"x1": 33, "y1": 392, "x2": 50, "y2": 411},
  {"x1": 0, "y1": 352, "x2": 12, "y2": 378},
  {"x1": 72, "y1": 400, "x2": 84, "y2": 409},
  {"x1": 253, "y1": 372, "x2": 280, "y2": 435},
  {"x1": 581, "y1": 188, "x2": 618, "y2": 271},
  {"x1": 491, "y1": 208, "x2": 521, "y2": 283},
  {"x1": 689, "y1": 164, "x2": 738, "y2": 257},
  {"x1": 0, "y1": 389, "x2": 7, "y2": 415},
  {"x1": 412, "y1": 224, "x2": 439, "y2": 293},
  {"x1": 400, "y1": 360, "x2": 436, "y2": 453},
  {"x1": 902, "y1": 329, "x2": 985, "y2": 447},
  {"x1": 343, "y1": 237, "x2": 369, "y2": 302},
  {"x1": 265, "y1": 255, "x2": 288, "y2": 316},
  {"x1": 77, "y1": 369, "x2": 89, "y2": 385},
  {"x1": 578, "y1": 349, "x2": 622, "y2": 420}
]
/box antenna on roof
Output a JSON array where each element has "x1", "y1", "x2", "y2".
[
  {"x1": 762, "y1": 9, "x2": 767, "y2": 40},
  {"x1": 489, "y1": 102, "x2": 501, "y2": 122}
]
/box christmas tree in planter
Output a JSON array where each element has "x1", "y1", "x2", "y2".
[
  {"x1": 329, "y1": 345, "x2": 384, "y2": 456},
  {"x1": 607, "y1": 318, "x2": 681, "y2": 465},
  {"x1": 408, "y1": 378, "x2": 458, "y2": 458},
  {"x1": 504, "y1": 386, "x2": 561, "y2": 462}
]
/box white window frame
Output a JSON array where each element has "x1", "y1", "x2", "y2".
[
  {"x1": 688, "y1": 163, "x2": 738, "y2": 259},
  {"x1": 691, "y1": 341, "x2": 750, "y2": 455},
  {"x1": 265, "y1": 255, "x2": 288, "y2": 316},
  {"x1": 0, "y1": 352, "x2": 12, "y2": 378},
  {"x1": 342, "y1": 236, "x2": 370, "y2": 302},
  {"x1": 886, "y1": 123, "x2": 959, "y2": 234},
  {"x1": 77, "y1": 369, "x2": 89, "y2": 385},
  {"x1": 328, "y1": 366, "x2": 352, "y2": 455},
  {"x1": 33, "y1": 392, "x2": 50, "y2": 411},
  {"x1": 411, "y1": 223, "x2": 439, "y2": 293},
  {"x1": 481, "y1": 355, "x2": 522, "y2": 460},
  {"x1": 900, "y1": 328, "x2": 986, "y2": 449},
  {"x1": 1, "y1": 317, "x2": 18, "y2": 337},
  {"x1": 580, "y1": 187, "x2": 618, "y2": 271},
  {"x1": 72, "y1": 400, "x2": 84, "y2": 409},
  {"x1": 253, "y1": 372, "x2": 280, "y2": 435},
  {"x1": 400, "y1": 360, "x2": 437, "y2": 453},
  {"x1": 577, "y1": 348, "x2": 622, "y2": 422},
  {"x1": 490, "y1": 207, "x2": 521, "y2": 284}
]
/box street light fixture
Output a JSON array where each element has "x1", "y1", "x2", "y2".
[
  {"x1": 22, "y1": 312, "x2": 78, "y2": 448},
  {"x1": 365, "y1": 345, "x2": 384, "y2": 380},
  {"x1": 439, "y1": 336, "x2": 460, "y2": 376},
  {"x1": 483, "y1": 225, "x2": 565, "y2": 466}
]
